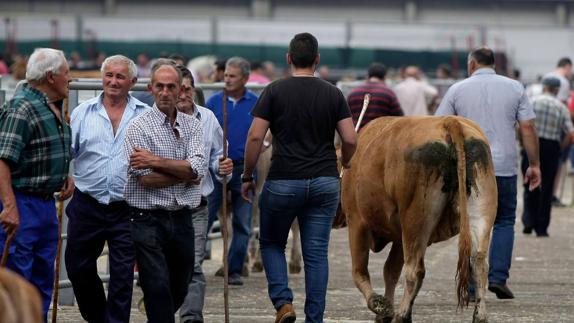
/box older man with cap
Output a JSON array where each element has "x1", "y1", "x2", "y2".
[
  {"x1": 0, "y1": 47, "x2": 73, "y2": 320},
  {"x1": 522, "y1": 76, "x2": 574, "y2": 237}
]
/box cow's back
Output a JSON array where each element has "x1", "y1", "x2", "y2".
[{"x1": 341, "y1": 116, "x2": 492, "y2": 243}]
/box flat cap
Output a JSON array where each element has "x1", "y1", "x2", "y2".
[{"x1": 542, "y1": 76, "x2": 561, "y2": 88}]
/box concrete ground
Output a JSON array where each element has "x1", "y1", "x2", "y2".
[{"x1": 52, "y1": 176, "x2": 574, "y2": 322}]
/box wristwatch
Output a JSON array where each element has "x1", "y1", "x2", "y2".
[{"x1": 241, "y1": 174, "x2": 254, "y2": 183}]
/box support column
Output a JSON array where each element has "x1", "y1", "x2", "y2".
[
  {"x1": 103, "y1": 0, "x2": 117, "y2": 15},
  {"x1": 404, "y1": 1, "x2": 417, "y2": 24},
  {"x1": 556, "y1": 3, "x2": 568, "y2": 27},
  {"x1": 251, "y1": 0, "x2": 272, "y2": 18}
]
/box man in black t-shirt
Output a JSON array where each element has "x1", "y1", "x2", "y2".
[{"x1": 241, "y1": 32, "x2": 357, "y2": 323}]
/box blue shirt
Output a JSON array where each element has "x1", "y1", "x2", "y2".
[
  {"x1": 206, "y1": 90, "x2": 257, "y2": 161},
  {"x1": 71, "y1": 94, "x2": 150, "y2": 204},
  {"x1": 436, "y1": 68, "x2": 536, "y2": 176},
  {"x1": 192, "y1": 103, "x2": 230, "y2": 196}
]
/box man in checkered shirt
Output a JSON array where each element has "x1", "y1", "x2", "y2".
[
  {"x1": 123, "y1": 59, "x2": 206, "y2": 323},
  {"x1": 521, "y1": 76, "x2": 574, "y2": 237}
]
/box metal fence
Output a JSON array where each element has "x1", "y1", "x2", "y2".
[{"x1": 56, "y1": 79, "x2": 267, "y2": 305}]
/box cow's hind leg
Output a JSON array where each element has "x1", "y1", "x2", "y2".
[
  {"x1": 371, "y1": 241, "x2": 403, "y2": 322},
  {"x1": 469, "y1": 174, "x2": 497, "y2": 323}
]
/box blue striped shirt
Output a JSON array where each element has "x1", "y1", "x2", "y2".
[
  {"x1": 70, "y1": 94, "x2": 150, "y2": 204},
  {"x1": 436, "y1": 68, "x2": 536, "y2": 176}
]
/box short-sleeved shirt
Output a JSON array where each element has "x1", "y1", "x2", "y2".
[
  {"x1": 124, "y1": 106, "x2": 206, "y2": 210},
  {"x1": 0, "y1": 84, "x2": 71, "y2": 194},
  {"x1": 436, "y1": 68, "x2": 536, "y2": 176},
  {"x1": 206, "y1": 90, "x2": 257, "y2": 161},
  {"x1": 252, "y1": 76, "x2": 352, "y2": 179},
  {"x1": 347, "y1": 81, "x2": 403, "y2": 130},
  {"x1": 71, "y1": 93, "x2": 150, "y2": 204},
  {"x1": 530, "y1": 93, "x2": 574, "y2": 142}
]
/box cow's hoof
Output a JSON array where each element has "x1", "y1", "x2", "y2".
[
  {"x1": 251, "y1": 262, "x2": 264, "y2": 273},
  {"x1": 367, "y1": 294, "x2": 393, "y2": 317},
  {"x1": 391, "y1": 315, "x2": 411, "y2": 323},
  {"x1": 472, "y1": 308, "x2": 488, "y2": 323},
  {"x1": 289, "y1": 262, "x2": 302, "y2": 274},
  {"x1": 375, "y1": 313, "x2": 393, "y2": 323}
]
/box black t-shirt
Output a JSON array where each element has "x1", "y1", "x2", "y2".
[{"x1": 252, "y1": 76, "x2": 351, "y2": 179}]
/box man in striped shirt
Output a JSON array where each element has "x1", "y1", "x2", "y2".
[
  {"x1": 65, "y1": 55, "x2": 149, "y2": 323},
  {"x1": 0, "y1": 48, "x2": 73, "y2": 320},
  {"x1": 521, "y1": 77, "x2": 574, "y2": 237},
  {"x1": 347, "y1": 63, "x2": 403, "y2": 130},
  {"x1": 124, "y1": 59, "x2": 205, "y2": 323}
]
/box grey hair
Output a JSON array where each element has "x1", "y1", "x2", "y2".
[
  {"x1": 150, "y1": 58, "x2": 182, "y2": 83},
  {"x1": 226, "y1": 56, "x2": 250, "y2": 77},
  {"x1": 101, "y1": 55, "x2": 138, "y2": 79},
  {"x1": 25, "y1": 48, "x2": 67, "y2": 82}
]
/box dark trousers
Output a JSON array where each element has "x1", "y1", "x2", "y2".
[
  {"x1": 65, "y1": 189, "x2": 135, "y2": 323},
  {"x1": 130, "y1": 207, "x2": 195, "y2": 323},
  {"x1": 521, "y1": 138, "x2": 561, "y2": 236}
]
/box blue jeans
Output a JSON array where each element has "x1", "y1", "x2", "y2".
[
  {"x1": 207, "y1": 164, "x2": 253, "y2": 275},
  {"x1": 489, "y1": 176, "x2": 517, "y2": 284},
  {"x1": 130, "y1": 207, "x2": 195, "y2": 323},
  {"x1": 259, "y1": 177, "x2": 339, "y2": 323},
  {"x1": 0, "y1": 191, "x2": 58, "y2": 322}
]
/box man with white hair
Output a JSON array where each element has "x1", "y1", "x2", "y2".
[
  {"x1": 394, "y1": 65, "x2": 438, "y2": 116},
  {"x1": 0, "y1": 47, "x2": 74, "y2": 320},
  {"x1": 65, "y1": 55, "x2": 149, "y2": 323}
]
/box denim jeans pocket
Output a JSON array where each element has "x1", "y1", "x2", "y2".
[
  {"x1": 263, "y1": 182, "x2": 298, "y2": 211},
  {"x1": 175, "y1": 211, "x2": 194, "y2": 233},
  {"x1": 130, "y1": 210, "x2": 156, "y2": 246}
]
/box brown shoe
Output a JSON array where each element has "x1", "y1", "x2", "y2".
[{"x1": 275, "y1": 303, "x2": 296, "y2": 323}]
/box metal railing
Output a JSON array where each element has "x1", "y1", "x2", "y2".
[{"x1": 56, "y1": 79, "x2": 267, "y2": 305}]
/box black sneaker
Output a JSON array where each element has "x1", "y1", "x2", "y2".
[
  {"x1": 228, "y1": 273, "x2": 244, "y2": 286},
  {"x1": 488, "y1": 283, "x2": 514, "y2": 299}
]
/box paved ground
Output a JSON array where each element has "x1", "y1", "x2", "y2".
[{"x1": 52, "y1": 178, "x2": 574, "y2": 322}]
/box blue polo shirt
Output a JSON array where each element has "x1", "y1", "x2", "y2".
[{"x1": 206, "y1": 90, "x2": 257, "y2": 161}]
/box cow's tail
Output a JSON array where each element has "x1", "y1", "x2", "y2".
[{"x1": 445, "y1": 117, "x2": 471, "y2": 309}]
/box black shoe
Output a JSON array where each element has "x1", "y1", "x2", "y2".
[
  {"x1": 488, "y1": 283, "x2": 514, "y2": 299},
  {"x1": 523, "y1": 227, "x2": 533, "y2": 234},
  {"x1": 536, "y1": 232, "x2": 549, "y2": 237},
  {"x1": 228, "y1": 273, "x2": 244, "y2": 286}
]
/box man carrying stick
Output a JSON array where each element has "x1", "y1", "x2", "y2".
[{"x1": 0, "y1": 48, "x2": 74, "y2": 321}]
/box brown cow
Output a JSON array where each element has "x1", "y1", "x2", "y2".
[
  {"x1": 338, "y1": 116, "x2": 497, "y2": 323},
  {"x1": 0, "y1": 267, "x2": 43, "y2": 323}
]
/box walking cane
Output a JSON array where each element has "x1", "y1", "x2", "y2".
[
  {"x1": 51, "y1": 194, "x2": 64, "y2": 323},
  {"x1": 221, "y1": 93, "x2": 230, "y2": 323},
  {"x1": 52, "y1": 97, "x2": 69, "y2": 323},
  {"x1": 1, "y1": 231, "x2": 15, "y2": 267},
  {"x1": 340, "y1": 93, "x2": 370, "y2": 178}
]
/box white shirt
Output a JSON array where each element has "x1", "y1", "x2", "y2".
[{"x1": 394, "y1": 77, "x2": 438, "y2": 116}]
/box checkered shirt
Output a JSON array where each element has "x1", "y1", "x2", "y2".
[
  {"x1": 531, "y1": 93, "x2": 574, "y2": 142},
  {"x1": 124, "y1": 105, "x2": 206, "y2": 210},
  {"x1": 0, "y1": 84, "x2": 71, "y2": 194}
]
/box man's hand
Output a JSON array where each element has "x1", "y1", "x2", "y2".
[
  {"x1": 241, "y1": 181, "x2": 256, "y2": 203},
  {"x1": 59, "y1": 176, "x2": 74, "y2": 200},
  {"x1": 524, "y1": 165, "x2": 542, "y2": 191},
  {"x1": 130, "y1": 148, "x2": 161, "y2": 169},
  {"x1": 218, "y1": 157, "x2": 233, "y2": 177},
  {"x1": 0, "y1": 204, "x2": 19, "y2": 236}
]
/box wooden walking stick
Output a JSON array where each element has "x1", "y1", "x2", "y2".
[
  {"x1": 340, "y1": 93, "x2": 370, "y2": 178},
  {"x1": 52, "y1": 97, "x2": 69, "y2": 323},
  {"x1": 1, "y1": 231, "x2": 15, "y2": 267},
  {"x1": 51, "y1": 194, "x2": 64, "y2": 323},
  {"x1": 221, "y1": 93, "x2": 230, "y2": 323}
]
